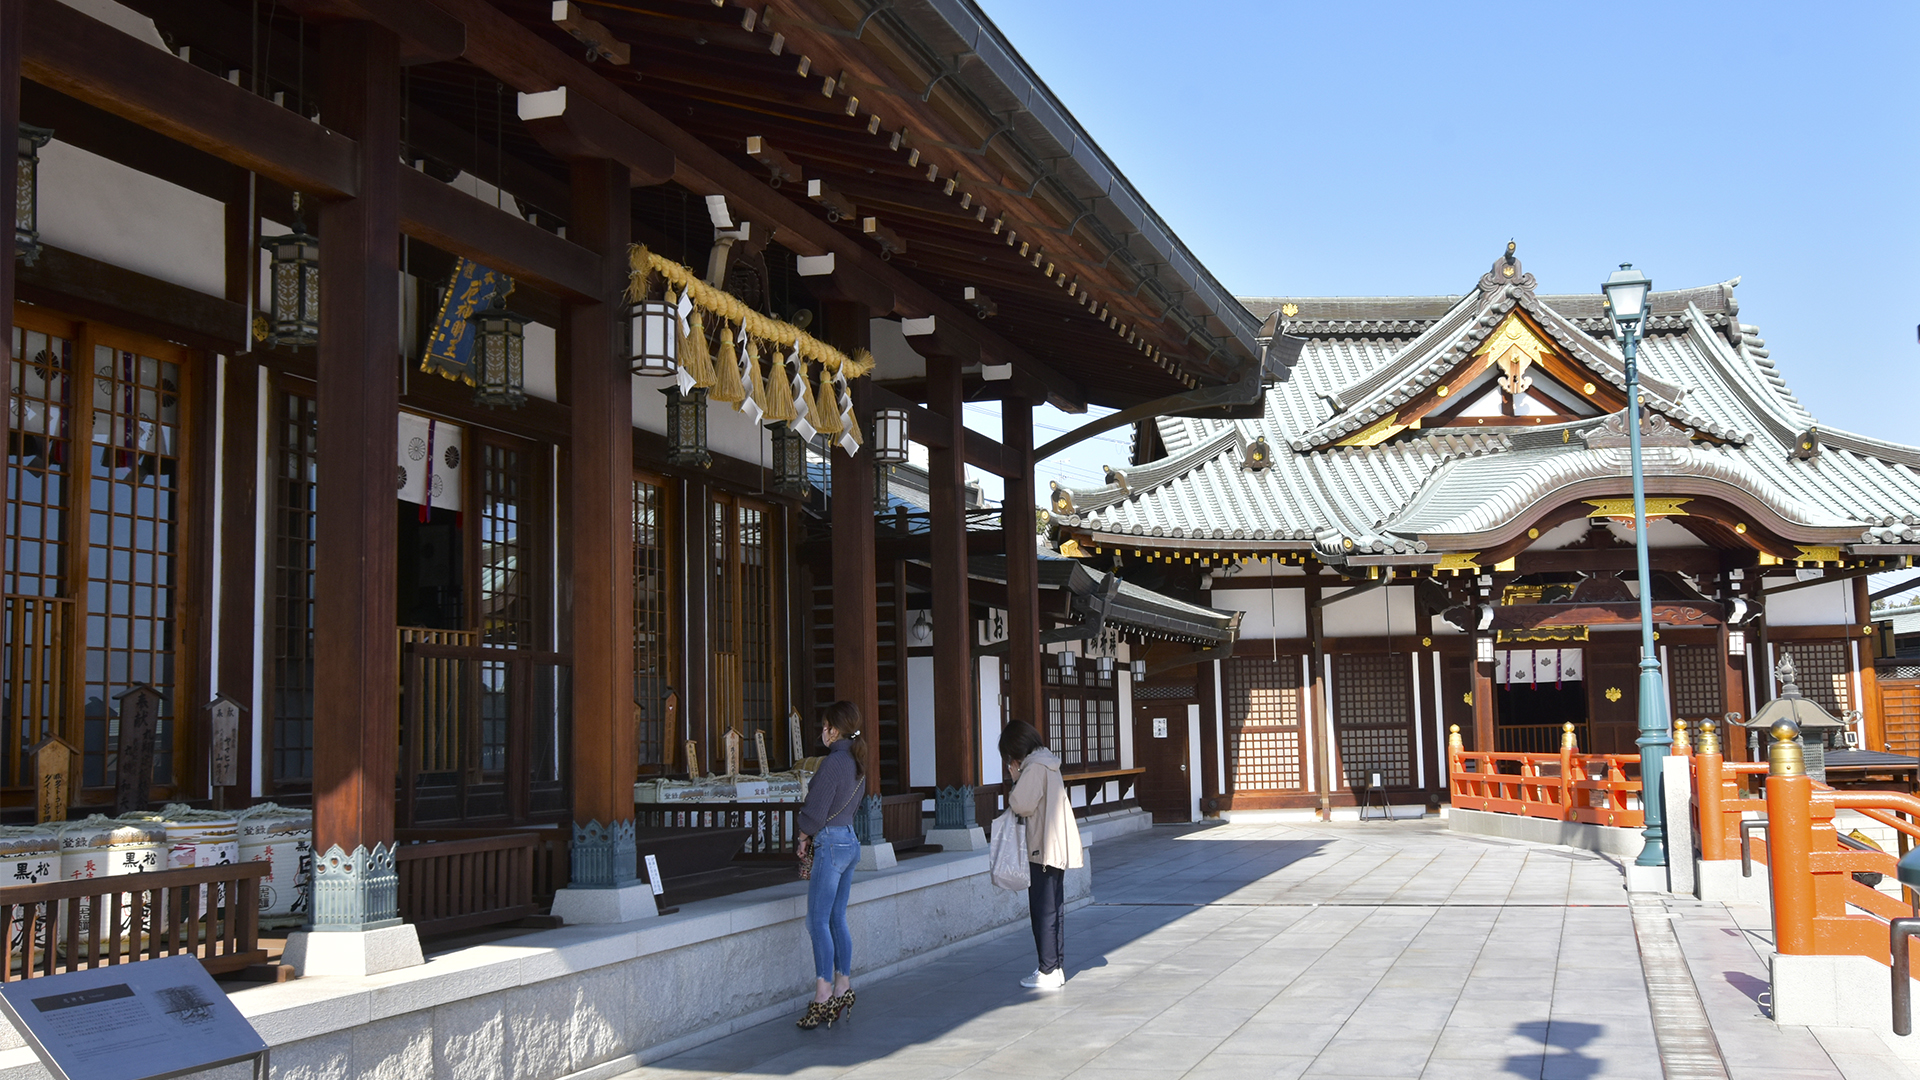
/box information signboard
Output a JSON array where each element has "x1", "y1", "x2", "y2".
[{"x1": 0, "y1": 954, "x2": 268, "y2": 1080}]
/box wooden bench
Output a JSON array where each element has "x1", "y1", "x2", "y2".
[{"x1": 1062, "y1": 767, "x2": 1145, "y2": 819}]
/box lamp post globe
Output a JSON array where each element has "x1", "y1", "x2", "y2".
[{"x1": 1603, "y1": 262, "x2": 1669, "y2": 870}]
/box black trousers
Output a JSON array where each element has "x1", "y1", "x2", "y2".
[{"x1": 1028, "y1": 862, "x2": 1065, "y2": 974}]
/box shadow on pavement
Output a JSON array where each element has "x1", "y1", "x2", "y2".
[{"x1": 1507, "y1": 1020, "x2": 1606, "y2": 1079}]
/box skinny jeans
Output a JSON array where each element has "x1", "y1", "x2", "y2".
[
  {"x1": 805, "y1": 825, "x2": 860, "y2": 982},
  {"x1": 1029, "y1": 862, "x2": 1066, "y2": 975}
]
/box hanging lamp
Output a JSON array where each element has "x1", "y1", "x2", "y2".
[
  {"x1": 469, "y1": 288, "x2": 529, "y2": 409},
  {"x1": 260, "y1": 192, "x2": 321, "y2": 346}
]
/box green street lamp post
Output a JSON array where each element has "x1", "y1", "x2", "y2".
[{"x1": 1602, "y1": 262, "x2": 1669, "y2": 868}]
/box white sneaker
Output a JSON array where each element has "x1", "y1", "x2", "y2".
[{"x1": 1020, "y1": 967, "x2": 1065, "y2": 991}]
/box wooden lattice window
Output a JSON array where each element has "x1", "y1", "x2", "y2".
[
  {"x1": 1332, "y1": 653, "x2": 1413, "y2": 788},
  {"x1": 269, "y1": 389, "x2": 318, "y2": 786},
  {"x1": 1778, "y1": 640, "x2": 1851, "y2": 716},
  {"x1": 1224, "y1": 655, "x2": 1304, "y2": 792},
  {"x1": 477, "y1": 440, "x2": 535, "y2": 648},
  {"x1": 6, "y1": 320, "x2": 76, "y2": 788},
  {"x1": 632, "y1": 474, "x2": 673, "y2": 771},
  {"x1": 1037, "y1": 662, "x2": 1118, "y2": 769},
  {"x1": 1668, "y1": 643, "x2": 1724, "y2": 719},
  {"x1": 711, "y1": 494, "x2": 779, "y2": 765}
]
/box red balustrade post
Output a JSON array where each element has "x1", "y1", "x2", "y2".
[
  {"x1": 1697, "y1": 720, "x2": 1727, "y2": 861},
  {"x1": 1766, "y1": 720, "x2": 1816, "y2": 955}
]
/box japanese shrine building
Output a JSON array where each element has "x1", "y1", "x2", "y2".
[{"x1": 1047, "y1": 249, "x2": 1920, "y2": 818}]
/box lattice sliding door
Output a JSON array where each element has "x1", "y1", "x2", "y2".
[
  {"x1": 1667, "y1": 643, "x2": 1724, "y2": 722},
  {"x1": 1332, "y1": 653, "x2": 1414, "y2": 789},
  {"x1": 632, "y1": 474, "x2": 673, "y2": 772},
  {"x1": 1223, "y1": 655, "x2": 1305, "y2": 792}
]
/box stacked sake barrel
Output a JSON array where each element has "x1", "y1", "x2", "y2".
[
  {"x1": 116, "y1": 805, "x2": 240, "y2": 920},
  {"x1": 49, "y1": 816, "x2": 166, "y2": 947},
  {"x1": 236, "y1": 802, "x2": 313, "y2": 925},
  {"x1": 0, "y1": 826, "x2": 63, "y2": 971}
]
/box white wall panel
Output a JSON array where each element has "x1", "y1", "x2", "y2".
[
  {"x1": 39, "y1": 141, "x2": 224, "y2": 297},
  {"x1": 1212, "y1": 587, "x2": 1306, "y2": 639}
]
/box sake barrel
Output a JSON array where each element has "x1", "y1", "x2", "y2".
[
  {"x1": 153, "y1": 804, "x2": 239, "y2": 869},
  {"x1": 237, "y1": 803, "x2": 312, "y2": 919},
  {"x1": 0, "y1": 827, "x2": 61, "y2": 969},
  {"x1": 54, "y1": 815, "x2": 164, "y2": 880}
]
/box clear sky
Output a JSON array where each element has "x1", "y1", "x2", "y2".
[{"x1": 965, "y1": 0, "x2": 1919, "y2": 503}]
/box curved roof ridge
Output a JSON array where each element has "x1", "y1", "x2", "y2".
[{"x1": 1056, "y1": 423, "x2": 1242, "y2": 507}]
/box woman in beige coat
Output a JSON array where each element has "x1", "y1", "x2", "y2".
[{"x1": 1001, "y1": 719, "x2": 1083, "y2": 991}]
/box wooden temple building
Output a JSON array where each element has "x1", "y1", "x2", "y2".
[
  {"x1": 0, "y1": 0, "x2": 1257, "y2": 967},
  {"x1": 1047, "y1": 248, "x2": 1920, "y2": 819}
]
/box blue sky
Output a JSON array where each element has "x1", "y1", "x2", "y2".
[{"x1": 968, "y1": 0, "x2": 1919, "y2": 501}]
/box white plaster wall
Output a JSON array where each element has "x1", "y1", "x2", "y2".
[
  {"x1": 976, "y1": 656, "x2": 1001, "y2": 786},
  {"x1": 1765, "y1": 578, "x2": 1853, "y2": 627},
  {"x1": 631, "y1": 376, "x2": 777, "y2": 468},
  {"x1": 523, "y1": 322, "x2": 558, "y2": 402},
  {"x1": 1117, "y1": 642, "x2": 1135, "y2": 769},
  {"x1": 37, "y1": 140, "x2": 225, "y2": 297},
  {"x1": 1212, "y1": 586, "x2": 1306, "y2": 638},
  {"x1": 1321, "y1": 584, "x2": 1419, "y2": 638},
  {"x1": 868, "y1": 317, "x2": 924, "y2": 380},
  {"x1": 907, "y1": 655, "x2": 936, "y2": 788}
]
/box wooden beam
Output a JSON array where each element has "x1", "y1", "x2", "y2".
[
  {"x1": 927, "y1": 353, "x2": 975, "y2": 818},
  {"x1": 394, "y1": 165, "x2": 600, "y2": 302},
  {"x1": 23, "y1": 2, "x2": 356, "y2": 198},
  {"x1": 1003, "y1": 399, "x2": 1042, "y2": 730},
  {"x1": 567, "y1": 156, "x2": 636, "y2": 838},
  {"x1": 16, "y1": 245, "x2": 248, "y2": 350},
  {"x1": 286, "y1": 0, "x2": 466, "y2": 65},
  {"x1": 419, "y1": 0, "x2": 1088, "y2": 411},
  {"x1": 518, "y1": 87, "x2": 674, "y2": 186},
  {"x1": 311, "y1": 19, "x2": 400, "y2": 859}
]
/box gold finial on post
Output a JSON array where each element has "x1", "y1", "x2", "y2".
[
  {"x1": 1698, "y1": 718, "x2": 1721, "y2": 756},
  {"x1": 1448, "y1": 724, "x2": 1463, "y2": 752},
  {"x1": 1561, "y1": 722, "x2": 1578, "y2": 752},
  {"x1": 1768, "y1": 719, "x2": 1804, "y2": 777},
  {"x1": 1672, "y1": 718, "x2": 1691, "y2": 755}
]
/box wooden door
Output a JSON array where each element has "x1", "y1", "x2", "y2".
[
  {"x1": 1131, "y1": 683, "x2": 1195, "y2": 822},
  {"x1": 1586, "y1": 641, "x2": 1641, "y2": 756}
]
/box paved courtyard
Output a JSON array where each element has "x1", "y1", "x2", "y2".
[{"x1": 614, "y1": 820, "x2": 1920, "y2": 1080}]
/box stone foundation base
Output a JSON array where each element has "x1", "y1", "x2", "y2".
[
  {"x1": 551, "y1": 880, "x2": 659, "y2": 924},
  {"x1": 283, "y1": 923, "x2": 424, "y2": 978},
  {"x1": 925, "y1": 826, "x2": 987, "y2": 852},
  {"x1": 857, "y1": 842, "x2": 897, "y2": 871},
  {"x1": 1447, "y1": 807, "x2": 1648, "y2": 859}
]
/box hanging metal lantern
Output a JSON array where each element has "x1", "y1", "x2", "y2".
[
  {"x1": 663, "y1": 386, "x2": 711, "y2": 468},
  {"x1": 1056, "y1": 648, "x2": 1076, "y2": 677},
  {"x1": 873, "y1": 407, "x2": 909, "y2": 465},
  {"x1": 14, "y1": 124, "x2": 51, "y2": 266},
  {"x1": 1130, "y1": 659, "x2": 1147, "y2": 681},
  {"x1": 627, "y1": 298, "x2": 679, "y2": 376},
  {"x1": 1095, "y1": 655, "x2": 1116, "y2": 678},
  {"x1": 469, "y1": 288, "x2": 528, "y2": 409},
  {"x1": 769, "y1": 421, "x2": 808, "y2": 496},
  {"x1": 260, "y1": 193, "x2": 321, "y2": 346}
]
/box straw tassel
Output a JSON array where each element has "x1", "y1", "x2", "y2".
[
  {"x1": 761, "y1": 347, "x2": 797, "y2": 422},
  {"x1": 812, "y1": 366, "x2": 843, "y2": 435},
  {"x1": 686, "y1": 311, "x2": 721, "y2": 388},
  {"x1": 625, "y1": 244, "x2": 653, "y2": 303},
  {"x1": 710, "y1": 324, "x2": 746, "y2": 404}
]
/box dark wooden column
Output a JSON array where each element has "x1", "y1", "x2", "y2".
[
  {"x1": 1306, "y1": 573, "x2": 1331, "y2": 818},
  {"x1": 565, "y1": 156, "x2": 635, "y2": 884},
  {"x1": 926, "y1": 354, "x2": 975, "y2": 828},
  {"x1": 1001, "y1": 398, "x2": 1042, "y2": 728},
  {"x1": 311, "y1": 21, "x2": 401, "y2": 924},
  {"x1": 216, "y1": 174, "x2": 260, "y2": 808},
  {"x1": 0, "y1": 0, "x2": 19, "y2": 555},
  {"x1": 824, "y1": 302, "x2": 880, "y2": 791}
]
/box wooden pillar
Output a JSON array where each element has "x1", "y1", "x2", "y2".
[
  {"x1": 310, "y1": 21, "x2": 401, "y2": 923},
  {"x1": 1415, "y1": 600, "x2": 1437, "y2": 793},
  {"x1": 1001, "y1": 398, "x2": 1042, "y2": 728},
  {"x1": 1856, "y1": 574, "x2": 1884, "y2": 752},
  {"x1": 216, "y1": 175, "x2": 260, "y2": 808},
  {"x1": 680, "y1": 474, "x2": 710, "y2": 771},
  {"x1": 926, "y1": 354, "x2": 975, "y2": 826},
  {"x1": 564, "y1": 156, "x2": 635, "y2": 884},
  {"x1": 1306, "y1": 572, "x2": 1331, "y2": 819},
  {"x1": 825, "y1": 302, "x2": 879, "y2": 791},
  {"x1": 0, "y1": 0, "x2": 19, "y2": 570}
]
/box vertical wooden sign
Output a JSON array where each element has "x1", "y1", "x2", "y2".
[
  {"x1": 661, "y1": 689, "x2": 679, "y2": 770},
  {"x1": 30, "y1": 736, "x2": 75, "y2": 825},
  {"x1": 754, "y1": 731, "x2": 770, "y2": 777},
  {"x1": 114, "y1": 684, "x2": 163, "y2": 816},
  {"x1": 685, "y1": 740, "x2": 702, "y2": 778},
  {"x1": 723, "y1": 726, "x2": 741, "y2": 778},
  {"x1": 208, "y1": 694, "x2": 244, "y2": 789},
  {"x1": 788, "y1": 707, "x2": 804, "y2": 768}
]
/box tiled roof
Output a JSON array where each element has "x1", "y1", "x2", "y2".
[{"x1": 1053, "y1": 266, "x2": 1920, "y2": 558}]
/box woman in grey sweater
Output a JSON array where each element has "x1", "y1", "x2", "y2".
[{"x1": 794, "y1": 700, "x2": 867, "y2": 1030}]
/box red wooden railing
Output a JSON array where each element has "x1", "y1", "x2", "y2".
[
  {"x1": 1447, "y1": 723, "x2": 1643, "y2": 827},
  {"x1": 1691, "y1": 723, "x2": 1769, "y2": 868},
  {"x1": 1, "y1": 863, "x2": 269, "y2": 981}
]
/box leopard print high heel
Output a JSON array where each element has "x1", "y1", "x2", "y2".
[
  {"x1": 795, "y1": 999, "x2": 834, "y2": 1031},
  {"x1": 828, "y1": 988, "x2": 855, "y2": 1025}
]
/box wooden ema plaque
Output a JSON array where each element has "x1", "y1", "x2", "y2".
[
  {"x1": 113, "y1": 685, "x2": 162, "y2": 817},
  {"x1": 207, "y1": 694, "x2": 244, "y2": 789},
  {"x1": 30, "y1": 737, "x2": 76, "y2": 825}
]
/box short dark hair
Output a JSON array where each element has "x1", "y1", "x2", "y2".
[{"x1": 998, "y1": 719, "x2": 1045, "y2": 763}]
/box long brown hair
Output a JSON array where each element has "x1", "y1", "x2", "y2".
[{"x1": 821, "y1": 700, "x2": 867, "y2": 780}]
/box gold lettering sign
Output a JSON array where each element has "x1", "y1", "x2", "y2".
[{"x1": 1583, "y1": 497, "x2": 1692, "y2": 518}]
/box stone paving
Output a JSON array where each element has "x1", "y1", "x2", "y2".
[{"x1": 612, "y1": 820, "x2": 1920, "y2": 1080}]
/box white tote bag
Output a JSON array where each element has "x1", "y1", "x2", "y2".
[{"x1": 988, "y1": 808, "x2": 1030, "y2": 891}]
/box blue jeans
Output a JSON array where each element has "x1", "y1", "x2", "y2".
[{"x1": 805, "y1": 826, "x2": 859, "y2": 982}]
